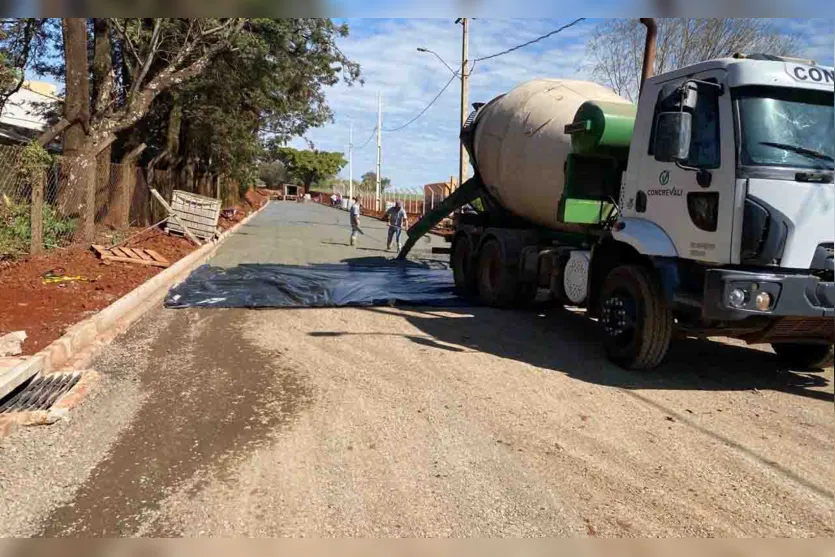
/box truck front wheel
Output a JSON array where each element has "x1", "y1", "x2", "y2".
[
  {"x1": 599, "y1": 265, "x2": 673, "y2": 370},
  {"x1": 771, "y1": 343, "x2": 834, "y2": 370}
]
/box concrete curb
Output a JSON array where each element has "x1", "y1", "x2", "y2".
[{"x1": 0, "y1": 201, "x2": 270, "y2": 401}]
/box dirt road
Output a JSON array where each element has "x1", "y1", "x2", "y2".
[{"x1": 1, "y1": 202, "x2": 832, "y2": 537}]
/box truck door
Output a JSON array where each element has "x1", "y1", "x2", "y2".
[{"x1": 637, "y1": 69, "x2": 736, "y2": 264}]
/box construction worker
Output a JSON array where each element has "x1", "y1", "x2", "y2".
[
  {"x1": 385, "y1": 200, "x2": 408, "y2": 252},
  {"x1": 349, "y1": 197, "x2": 361, "y2": 246}
]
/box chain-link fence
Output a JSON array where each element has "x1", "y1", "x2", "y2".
[
  {"x1": 313, "y1": 182, "x2": 456, "y2": 233},
  {"x1": 0, "y1": 144, "x2": 245, "y2": 260}
]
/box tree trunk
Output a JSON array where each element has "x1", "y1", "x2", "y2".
[
  {"x1": 184, "y1": 157, "x2": 195, "y2": 193},
  {"x1": 167, "y1": 96, "x2": 182, "y2": 157},
  {"x1": 59, "y1": 18, "x2": 93, "y2": 242},
  {"x1": 102, "y1": 144, "x2": 145, "y2": 230},
  {"x1": 197, "y1": 171, "x2": 212, "y2": 197}
]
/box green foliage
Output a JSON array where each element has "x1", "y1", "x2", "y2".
[
  {"x1": 273, "y1": 147, "x2": 347, "y2": 188},
  {"x1": 258, "y1": 161, "x2": 287, "y2": 188},
  {"x1": 135, "y1": 18, "x2": 361, "y2": 189},
  {"x1": 361, "y1": 171, "x2": 391, "y2": 192},
  {"x1": 18, "y1": 142, "x2": 52, "y2": 182},
  {"x1": 0, "y1": 195, "x2": 77, "y2": 257}
]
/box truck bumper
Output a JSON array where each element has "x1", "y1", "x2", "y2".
[{"x1": 703, "y1": 269, "x2": 834, "y2": 320}]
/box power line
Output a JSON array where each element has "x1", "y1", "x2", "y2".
[
  {"x1": 383, "y1": 61, "x2": 473, "y2": 133},
  {"x1": 357, "y1": 125, "x2": 377, "y2": 149},
  {"x1": 383, "y1": 19, "x2": 586, "y2": 133},
  {"x1": 473, "y1": 18, "x2": 586, "y2": 63},
  {"x1": 383, "y1": 73, "x2": 457, "y2": 132}
]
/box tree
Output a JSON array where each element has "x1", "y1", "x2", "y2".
[
  {"x1": 360, "y1": 170, "x2": 391, "y2": 192},
  {"x1": 587, "y1": 19, "x2": 799, "y2": 102},
  {"x1": 15, "y1": 18, "x2": 360, "y2": 236},
  {"x1": 273, "y1": 147, "x2": 346, "y2": 188},
  {"x1": 0, "y1": 18, "x2": 48, "y2": 114},
  {"x1": 259, "y1": 161, "x2": 287, "y2": 188},
  {"x1": 32, "y1": 18, "x2": 247, "y2": 238},
  {"x1": 140, "y1": 19, "x2": 360, "y2": 190}
]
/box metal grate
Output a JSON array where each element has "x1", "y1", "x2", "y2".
[
  {"x1": 0, "y1": 372, "x2": 81, "y2": 414},
  {"x1": 765, "y1": 317, "x2": 835, "y2": 342}
]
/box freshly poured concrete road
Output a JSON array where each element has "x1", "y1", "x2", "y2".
[{"x1": 1, "y1": 202, "x2": 833, "y2": 537}]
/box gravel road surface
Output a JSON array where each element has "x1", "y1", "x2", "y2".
[{"x1": 1, "y1": 202, "x2": 832, "y2": 537}]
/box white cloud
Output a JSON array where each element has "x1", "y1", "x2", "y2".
[
  {"x1": 292, "y1": 18, "x2": 833, "y2": 191},
  {"x1": 291, "y1": 18, "x2": 594, "y2": 190}
]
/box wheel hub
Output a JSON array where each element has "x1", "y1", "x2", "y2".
[{"x1": 601, "y1": 294, "x2": 636, "y2": 338}]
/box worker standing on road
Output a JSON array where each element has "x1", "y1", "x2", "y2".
[
  {"x1": 349, "y1": 197, "x2": 362, "y2": 246},
  {"x1": 385, "y1": 201, "x2": 408, "y2": 252}
]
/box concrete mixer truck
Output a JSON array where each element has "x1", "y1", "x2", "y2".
[{"x1": 398, "y1": 22, "x2": 834, "y2": 370}]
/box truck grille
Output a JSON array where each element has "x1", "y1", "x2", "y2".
[{"x1": 762, "y1": 317, "x2": 834, "y2": 343}]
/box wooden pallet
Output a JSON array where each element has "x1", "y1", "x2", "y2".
[{"x1": 92, "y1": 245, "x2": 170, "y2": 268}]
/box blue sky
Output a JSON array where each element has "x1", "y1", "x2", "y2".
[{"x1": 290, "y1": 18, "x2": 835, "y2": 191}]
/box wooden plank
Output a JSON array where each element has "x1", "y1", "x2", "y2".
[
  {"x1": 144, "y1": 249, "x2": 169, "y2": 265},
  {"x1": 122, "y1": 247, "x2": 144, "y2": 260},
  {"x1": 111, "y1": 247, "x2": 132, "y2": 259},
  {"x1": 133, "y1": 249, "x2": 154, "y2": 261},
  {"x1": 100, "y1": 254, "x2": 167, "y2": 268},
  {"x1": 92, "y1": 244, "x2": 109, "y2": 257}
]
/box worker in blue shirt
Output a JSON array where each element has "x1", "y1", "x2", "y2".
[{"x1": 385, "y1": 201, "x2": 408, "y2": 252}]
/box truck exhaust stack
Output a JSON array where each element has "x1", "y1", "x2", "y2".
[{"x1": 639, "y1": 18, "x2": 657, "y2": 97}]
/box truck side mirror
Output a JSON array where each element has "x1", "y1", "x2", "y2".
[{"x1": 654, "y1": 112, "x2": 692, "y2": 163}]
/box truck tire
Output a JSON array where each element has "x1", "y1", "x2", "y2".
[
  {"x1": 451, "y1": 234, "x2": 476, "y2": 296},
  {"x1": 771, "y1": 343, "x2": 834, "y2": 370},
  {"x1": 477, "y1": 238, "x2": 518, "y2": 307},
  {"x1": 599, "y1": 264, "x2": 673, "y2": 370}
]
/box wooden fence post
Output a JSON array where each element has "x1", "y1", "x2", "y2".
[{"x1": 30, "y1": 171, "x2": 45, "y2": 255}]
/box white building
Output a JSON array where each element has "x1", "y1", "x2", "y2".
[{"x1": 0, "y1": 80, "x2": 61, "y2": 144}]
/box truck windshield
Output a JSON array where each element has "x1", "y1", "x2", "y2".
[{"x1": 736, "y1": 86, "x2": 834, "y2": 171}]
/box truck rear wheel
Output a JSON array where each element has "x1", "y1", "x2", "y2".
[
  {"x1": 451, "y1": 235, "x2": 476, "y2": 296},
  {"x1": 771, "y1": 343, "x2": 834, "y2": 370},
  {"x1": 477, "y1": 238, "x2": 518, "y2": 307},
  {"x1": 599, "y1": 264, "x2": 673, "y2": 370}
]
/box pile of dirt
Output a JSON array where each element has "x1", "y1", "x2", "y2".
[
  {"x1": 0, "y1": 227, "x2": 195, "y2": 355},
  {"x1": 245, "y1": 189, "x2": 268, "y2": 210}
]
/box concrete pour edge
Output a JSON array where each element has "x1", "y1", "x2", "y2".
[{"x1": 0, "y1": 201, "x2": 271, "y2": 401}]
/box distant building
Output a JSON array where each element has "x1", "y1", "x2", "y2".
[
  {"x1": 0, "y1": 80, "x2": 62, "y2": 146},
  {"x1": 276, "y1": 183, "x2": 305, "y2": 200},
  {"x1": 423, "y1": 177, "x2": 458, "y2": 210}
]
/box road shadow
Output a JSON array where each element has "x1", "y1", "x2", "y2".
[{"x1": 322, "y1": 304, "x2": 832, "y2": 403}]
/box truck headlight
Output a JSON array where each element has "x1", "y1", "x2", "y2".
[
  {"x1": 728, "y1": 288, "x2": 747, "y2": 308},
  {"x1": 755, "y1": 291, "x2": 773, "y2": 311}
]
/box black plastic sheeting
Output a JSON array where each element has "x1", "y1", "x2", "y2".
[{"x1": 164, "y1": 263, "x2": 469, "y2": 309}]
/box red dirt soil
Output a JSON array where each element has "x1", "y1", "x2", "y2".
[{"x1": 0, "y1": 228, "x2": 195, "y2": 356}]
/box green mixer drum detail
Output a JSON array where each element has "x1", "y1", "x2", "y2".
[{"x1": 565, "y1": 100, "x2": 636, "y2": 155}]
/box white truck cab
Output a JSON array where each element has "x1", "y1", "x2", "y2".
[{"x1": 613, "y1": 55, "x2": 833, "y2": 367}]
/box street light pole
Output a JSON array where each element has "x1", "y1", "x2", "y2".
[
  {"x1": 376, "y1": 91, "x2": 382, "y2": 211},
  {"x1": 457, "y1": 17, "x2": 469, "y2": 190},
  {"x1": 348, "y1": 121, "x2": 353, "y2": 203}
]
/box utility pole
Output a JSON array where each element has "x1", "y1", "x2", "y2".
[
  {"x1": 458, "y1": 17, "x2": 470, "y2": 190},
  {"x1": 376, "y1": 91, "x2": 382, "y2": 211},
  {"x1": 348, "y1": 121, "x2": 353, "y2": 203}
]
